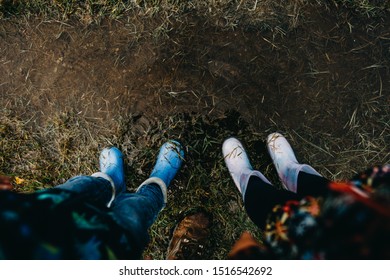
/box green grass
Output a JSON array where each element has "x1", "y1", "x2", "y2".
[
  {"x1": 2, "y1": 104, "x2": 388, "y2": 258},
  {"x1": 332, "y1": 0, "x2": 390, "y2": 17},
  {"x1": 0, "y1": 109, "x2": 266, "y2": 259},
  {"x1": 1, "y1": 1, "x2": 386, "y2": 33}
]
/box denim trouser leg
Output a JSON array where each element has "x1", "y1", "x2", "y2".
[
  {"x1": 110, "y1": 184, "x2": 164, "y2": 235},
  {"x1": 55, "y1": 175, "x2": 113, "y2": 207},
  {"x1": 56, "y1": 177, "x2": 164, "y2": 251}
]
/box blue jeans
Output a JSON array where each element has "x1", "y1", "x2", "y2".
[{"x1": 55, "y1": 176, "x2": 164, "y2": 249}]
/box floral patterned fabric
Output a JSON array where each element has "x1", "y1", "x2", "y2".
[
  {"x1": 0, "y1": 188, "x2": 141, "y2": 259},
  {"x1": 263, "y1": 165, "x2": 390, "y2": 259}
]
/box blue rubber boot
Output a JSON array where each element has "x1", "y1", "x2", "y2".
[
  {"x1": 98, "y1": 147, "x2": 126, "y2": 193},
  {"x1": 137, "y1": 140, "x2": 184, "y2": 205},
  {"x1": 150, "y1": 140, "x2": 184, "y2": 187}
]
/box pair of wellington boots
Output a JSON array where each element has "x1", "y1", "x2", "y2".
[{"x1": 222, "y1": 132, "x2": 321, "y2": 198}]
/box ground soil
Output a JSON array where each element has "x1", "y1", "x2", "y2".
[{"x1": 1, "y1": 5, "x2": 389, "y2": 133}]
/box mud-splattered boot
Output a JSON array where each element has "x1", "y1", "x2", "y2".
[
  {"x1": 222, "y1": 137, "x2": 272, "y2": 201},
  {"x1": 267, "y1": 132, "x2": 322, "y2": 193},
  {"x1": 137, "y1": 140, "x2": 184, "y2": 205},
  {"x1": 92, "y1": 147, "x2": 126, "y2": 207}
]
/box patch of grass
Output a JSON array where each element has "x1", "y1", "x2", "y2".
[
  {"x1": 0, "y1": 0, "x2": 138, "y2": 22},
  {"x1": 0, "y1": 109, "x2": 265, "y2": 259},
  {"x1": 332, "y1": 0, "x2": 390, "y2": 17},
  {"x1": 1, "y1": 104, "x2": 388, "y2": 258},
  {"x1": 2, "y1": 1, "x2": 387, "y2": 27},
  {"x1": 0, "y1": 109, "x2": 107, "y2": 190},
  {"x1": 137, "y1": 112, "x2": 264, "y2": 259}
]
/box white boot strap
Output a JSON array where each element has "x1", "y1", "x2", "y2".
[
  {"x1": 91, "y1": 172, "x2": 116, "y2": 208},
  {"x1": 137, "y1": 177, "x2": 167, "y2": 205}
]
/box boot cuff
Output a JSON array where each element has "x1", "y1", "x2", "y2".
[
  {"x1": 91, "y1": 172, "x2": 116, "y2": 208},
  {"x1": 137, "y1": 177, "x2": 168, "y2": 206}
]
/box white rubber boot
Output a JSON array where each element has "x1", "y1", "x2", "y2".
[
  {"x1": 267, "y1": 132, "x2": 321, "y2": 193},
  {"x1": 223, "y1": 137, "x2": 272, "y2": 201}
]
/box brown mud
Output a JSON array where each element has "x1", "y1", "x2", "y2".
[{"x1": 1, "y1": 6, "x2": 389, "y2": 130}]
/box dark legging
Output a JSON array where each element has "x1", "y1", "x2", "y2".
[{"x1": 244, "y1": 172, "x2": 330, "y2": 229}]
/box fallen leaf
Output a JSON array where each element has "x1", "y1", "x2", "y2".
[{"x1": 14, "y1": 177, "x2": 25, "y2": 185}]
